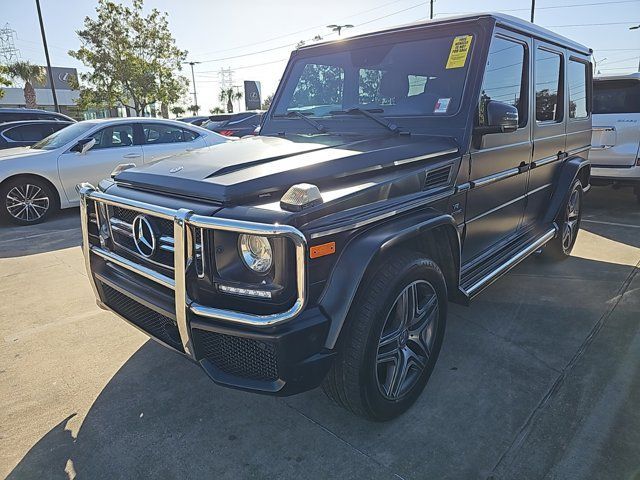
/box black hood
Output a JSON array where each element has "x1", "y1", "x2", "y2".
[{"x1": 115, "y1": 134, "x2": 459, "y2": 205}]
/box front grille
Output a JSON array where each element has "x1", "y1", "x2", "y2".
[
  {"x1": 109, "y1": 206, "x2": 175, "y2": 269},
  {"x1": 192, "y1": 329, "x2": 279, "y2": 381},
  {"x1": 101, "y1": 282, "x2": 184, "y2": 352}
]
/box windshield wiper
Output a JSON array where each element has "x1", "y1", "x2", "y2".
[
  {"x1": 273, "y1": 111, "x2": 328, "y2": 133},
  {"x1": 329, "y1": 107, "x2": 404, "y2": 134}
]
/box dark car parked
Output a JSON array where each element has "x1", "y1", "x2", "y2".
[
  {"x1": 0, "y1": 120, "x2": 73, "y2": 149},
  {"x1": 77, "y1": 13, "x2": 592, "y2": 420},
  {"x1": 202, "y1": 111, "x2": 263, "y2": 137},
  {"x1": 176, "y1": 116, "x2": 210, "y2": 126},
  {"x1": 0, "y1": 108, "x2": 76, "y2": 124}
]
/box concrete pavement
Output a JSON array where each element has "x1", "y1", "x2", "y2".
[{"x1": 1, "y1": 186, "x2": 638, "y2": 479}]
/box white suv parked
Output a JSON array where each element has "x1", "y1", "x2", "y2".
[{"x1": 590, "y1": 73, "x2": 640, "y2": 203}]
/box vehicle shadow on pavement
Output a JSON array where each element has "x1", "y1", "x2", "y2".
[
  {"x1": 7, "y1": 250, "x2": 639, "y2": 480},
  {"x1": 0, "y1": 209, "x2": 80, "y2": 258}
]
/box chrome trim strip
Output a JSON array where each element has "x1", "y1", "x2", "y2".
[
  {"x1": 533, "y1": 155, "x2": 559, "y2": 168},
  {"x1": 393, "y1": 148, "x2": 459, "y2": 166},
  {"x1": 90, "y1": 245, "x2": 175, "y2": 290},
  {"x1": 308, "y1": 188, "x2": 453, "y2": 239},
  {"x1": 78, "y1": 184, "x2": 308, "y2": 331},
  {"x1": 471, "y1": 167, "x2": 520, "y2": 188},
  {"x1": 566, "y1": 145, "x2": 591, "y2": 156},
  {"x1": 173, "y1": 209, "x2": 194, "y2": 357},
  {"x1": 466, "y1": 184, "x2": 551, "y2": 224},
  {"x1": 455, "y1": 182, "x2": 471, "y2": 193},
  {"x1": 464, "y1": 228, "x2": 557, "y2": 297}
]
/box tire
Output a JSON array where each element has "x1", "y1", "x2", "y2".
[
  {"x1": 322, "y1": 251, "x2": 447, "y2": 421},
  {"x1": 543, "y1": 178, "x2": 583, "y2": 261},
  {"x1": 0, "y1": 176, "x2": 58, "y2": 225}
]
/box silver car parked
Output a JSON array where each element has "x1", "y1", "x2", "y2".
[
  {"x1": 0, "y1": 117, "x2": 228, "y2": 225},
  {"x1": 590, "y1": 73, "x2": 640, "y2": 203}
]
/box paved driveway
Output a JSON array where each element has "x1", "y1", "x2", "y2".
[{"x1": 1, "y1": 186, "x2": 639, "y2": 480}]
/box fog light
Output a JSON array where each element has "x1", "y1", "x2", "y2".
[{"x1": 238, "y1": 234, "x2": 273, "y2": 273}]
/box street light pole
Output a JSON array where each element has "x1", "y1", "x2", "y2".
[
  {"x1": 530, "y1": 0, "x2": 536, "y2": 23},
  {"x1": 35, "y1": 0, "x2": 59, "y2": 113},
  {"x1": 185, "y1": 61, "x2": 201, "y2": 111},
  {"x1": 630, "y1": 25, "x2": 640, "y2": 72},
  {"x1": 430, "y1": 0, "x2": 434, "y2": 19},
  {"x1": 327, "y1": 24, "x2": 354, "y2": 36}
]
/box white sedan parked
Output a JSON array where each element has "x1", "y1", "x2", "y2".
[{"x1": 0, "y1": 117, "x2": 228, "y2": 225}]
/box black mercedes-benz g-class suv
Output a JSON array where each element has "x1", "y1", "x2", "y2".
[{"x1": 78, "y1": 13, "x2": 592, "y2": 420}]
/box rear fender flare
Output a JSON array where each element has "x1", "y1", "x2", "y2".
[
  {"x1": 318, "y1": 210, "x2": 460, "y2": 349},
  {"x1": 543, "y1": 156, "x2": 590, "y2": 224}
]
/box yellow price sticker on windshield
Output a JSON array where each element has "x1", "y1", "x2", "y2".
[{"x1": 446, "y1": 35, "x2": 473, "y2": 69}]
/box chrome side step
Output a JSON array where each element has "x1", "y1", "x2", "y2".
[{"x1": 461, "y1": 227, "x2": 557, "y2": 298}]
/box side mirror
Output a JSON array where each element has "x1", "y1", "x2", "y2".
[
  {"x1": 474, "y1": 101, "x2": 519, "y2": 136},
  {"x1": 71, "y1": 137, "x2": 96, "y2": 154}
]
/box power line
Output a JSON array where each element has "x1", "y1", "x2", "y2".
[
  {"x1": 438, "y1": 0, "x2": 640, "y2": 15},
  {"x1": 191, "y1": 0, "x2": 409, "y2": 58}
]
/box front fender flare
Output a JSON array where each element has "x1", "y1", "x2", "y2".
[{"x1": 317, "y1": 210, "x2": 459, "y2": 349}]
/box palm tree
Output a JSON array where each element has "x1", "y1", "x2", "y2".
[
  {"x1": 209, "y1": 106, "x2": 225, "y2": 114},
  {"x1": 219, "y1": 88, "x2": 243, "y2": 113},
  {"x1": 6, "y1": 61, "x2": 46, "y2": 109}
]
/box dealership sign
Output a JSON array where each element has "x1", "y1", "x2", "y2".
[
  {"x1": 244, "y1": 80, "x2": 261, "y2": 110},
  {"x1": 33, "y1": 67, "x2": 79, "y2": 91}
]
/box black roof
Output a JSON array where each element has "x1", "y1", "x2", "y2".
[
  {"x1": 0, "y1": 119, "x2": 74, "y2": 128},
  {"x1": 300, "y1": 12, "x2": 591, "y2": 56},
  {"x1": 0, "y1": 108, "x2": 75, "y2": 122}
]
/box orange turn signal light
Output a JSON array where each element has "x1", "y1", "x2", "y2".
[{"x1": 310, "y1": 241, "x2": 336, "y2": 259}]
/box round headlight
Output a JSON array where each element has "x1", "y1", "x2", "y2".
[{"x1": 238, "y1": 234, "x2": 273, "y2": 273}]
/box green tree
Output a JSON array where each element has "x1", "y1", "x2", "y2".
[
  {"x1": 170, "y1": 105, "x2": 186, "y2": 117},
  {"x1": 188, "y1": 104, "x2": 200, "y2": 115},
  {"x1": 261, "y1": 94, "x2": 273, "y2": 110},
  {"x1": 69, "y1": 0, "x2": 188, "y2": 116},
  {"x1": 219, "y1": 88, "x2": 243, "y2": 113},
  {"x1": 6, "y1": 61, "x2": 46, "y2": 108},
  {"x1": 209, "y1": 106, "x2": 225, "y2": 114},
  {"x1": 0, "y1": 65, "x2": 11, "y2": 99}
]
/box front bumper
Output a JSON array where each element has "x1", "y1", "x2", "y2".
[{"x1": 79, "y1": 184, "x2": 334, "y2": 395}]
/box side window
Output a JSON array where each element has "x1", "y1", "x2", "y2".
[
  {"x1": 568, "y1": 60, "x2": 588, "y2": 119},
  {"x1": 535, "y1": 48, "x2": 563, "y2": 122},
  {"x1": 91, "y1": 125, "x2": 134, "y2": 149},
  {"x1": 182, "y1": 129, "x2": 199, "y2": 142},
  {"x1": 479, "y1": 36, "x2": 527, "y2": 127},
  {"x1": 142, "y1": 123, "x2": 186, "y2": 144}
]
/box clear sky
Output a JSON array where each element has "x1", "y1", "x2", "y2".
[{"x1": 2, "y1": 0, "x2": 639, "y2": 114}]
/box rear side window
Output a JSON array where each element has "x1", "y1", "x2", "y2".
[
  {"x1": 593, "y1": 80, "x2": 640, "y2": 114},
  {"x1": 142, "y1": 123, "x2": 191, "y2": 144},
  {"x1": 3, "y1": 124, "x2": 53, "y2": 141},
  {"x1": 479, "y1": 36, "x2": 528, "y2": 127},
  {"x1": 535, "y1": 48, "x2": 563, "y2": 122},
  {"x1": 568, "y1": 60, "x2": 589, "y2": 119}
]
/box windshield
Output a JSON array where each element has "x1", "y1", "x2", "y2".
[
  {"x1": 273, "y1": 33, "x2": 473, "y2": 121},
  {"x1": 31, "y1": 122, "x2": 95, "y2": 150}
]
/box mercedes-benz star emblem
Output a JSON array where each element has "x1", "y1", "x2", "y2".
[{"x1": 132, "y1": 215, "x2": 156, "y2": 258}]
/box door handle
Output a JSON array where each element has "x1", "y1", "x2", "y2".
[{"x1": 123, "y1": 153, "x2": 141, "y2": 159}]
